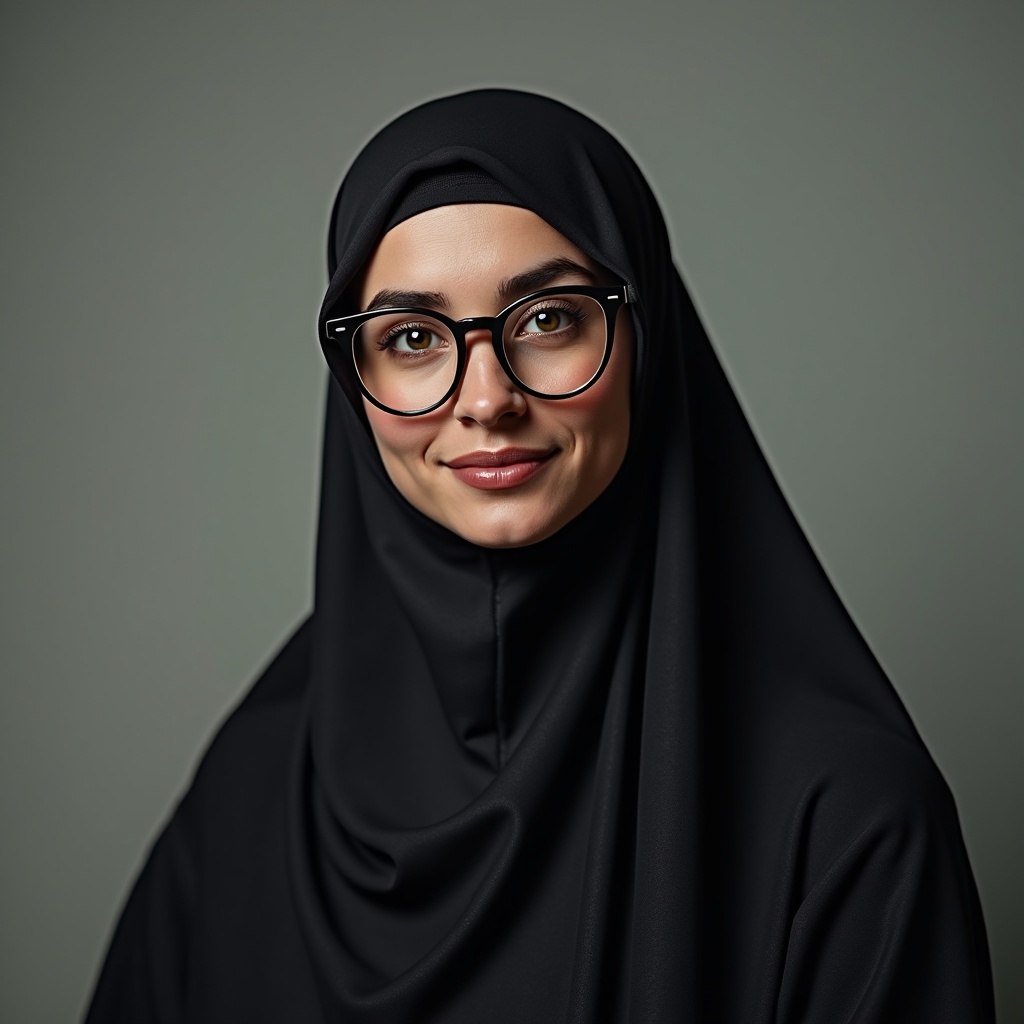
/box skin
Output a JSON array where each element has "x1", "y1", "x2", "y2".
[{"x1": 358, "y1": 203, "x2": 634, "y2": 548}]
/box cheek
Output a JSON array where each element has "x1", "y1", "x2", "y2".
[
  {"x1": 362, "y1": 401, "x2": 440, "y2": 466},
  {"x1": 556, "y1": 323, "x2": 633, "y2": 454}
]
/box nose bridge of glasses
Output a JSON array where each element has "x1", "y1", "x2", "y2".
[
  {"x1": 457, "y1": 315, "x2": 498, "y2": 335},
  {"x1": 457, "y1": 315, "x2": 504, "y2": 351},
  {"x1": 456, "y1": 317, "x2": 518, "y2": 393}
]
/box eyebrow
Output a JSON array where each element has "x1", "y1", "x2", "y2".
[{"x1": 363, "y1": 257, "x2": 598, "y2": 312}]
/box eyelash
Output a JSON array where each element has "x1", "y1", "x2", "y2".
[
  {"x1": 376, "y1": 322, "x2": 437, "y2": 350},
  {"x1": 514, "y1": 299, "x2": 587, "y2": 334}
]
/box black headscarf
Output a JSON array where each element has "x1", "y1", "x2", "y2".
[{"x1": 86, "y1": 88, "x2": 994, "y2": 1023}]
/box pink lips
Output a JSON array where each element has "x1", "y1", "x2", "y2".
[{"x1": 444, "y1": 447, "x2": 557, "y2": 490}]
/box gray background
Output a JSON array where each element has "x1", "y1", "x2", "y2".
[{"x1": 1, "y1": 1, "x2": 1020, "y2": 1020}]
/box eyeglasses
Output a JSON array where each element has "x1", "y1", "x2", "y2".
[{"x1": 323, "y1": 284, "x2": 631, "y2": 416}]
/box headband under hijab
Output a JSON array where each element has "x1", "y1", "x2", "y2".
[
  {"x1": 85, "y1": 88, "x2": 994, "y2": 1024},
  {"x1": 383, "y1": 163, "x2": 525, "y2": 232}
]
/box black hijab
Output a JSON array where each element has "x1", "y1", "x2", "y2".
[{"x1": 86, "y1": 88, "x2": 994, "y2": 1023}]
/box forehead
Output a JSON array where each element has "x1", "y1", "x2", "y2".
[{"x1": 356, "y1": 204, "x2": 600, "y2": 303}]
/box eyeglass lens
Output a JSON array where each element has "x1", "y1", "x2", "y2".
[{"x1": 352, "y1": 292, "x2": 608, "y2": 414}]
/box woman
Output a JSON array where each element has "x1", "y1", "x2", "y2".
[{"x1": 85, "y1": 89, "x2": 994, "y2": 1022}]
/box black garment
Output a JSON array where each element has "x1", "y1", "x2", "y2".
[{"x1": 85, "y1": 89, "x2": 994, "y2": 1023}]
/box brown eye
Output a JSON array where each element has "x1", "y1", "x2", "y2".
[
  {"x1": 393, "y1": 328, "x2": 439, "y2": 352},
  {"x1": 525, "y1": 309, "x2": 563, "y2": 333}
]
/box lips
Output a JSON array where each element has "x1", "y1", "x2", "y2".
[{"x1": 443, "y1": 447, "x2": 557, "y2": 490}]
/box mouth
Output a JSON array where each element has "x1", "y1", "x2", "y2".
[{"x1": 443, "y1": 447, "x2": 558, "y2": 490}]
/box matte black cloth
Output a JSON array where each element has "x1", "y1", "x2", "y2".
[
  {"x1": 86, "y1": 89, "x2": 995, "y2": 1023},
  {"x1": 383, "y1": 165, "x2": 524, "y2": 233}
]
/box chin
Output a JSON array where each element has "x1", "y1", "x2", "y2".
[{"x1": 448, "y1": 504, "x2": 565, "y2": 549}]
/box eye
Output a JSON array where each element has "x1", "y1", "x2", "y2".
[
  {"x1": 522, "y1": 308, "x2": 567, "y2": 334},
  {"x1": 516, "y1": 300, "x2": 589, "y2": 338},
  {"x1": 387, "y1": 326, "x2": 443, "y2": 352}
]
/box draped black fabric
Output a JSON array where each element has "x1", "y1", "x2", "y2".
[{"x1": 85, "y1": 89, "x2": 995, "y2": 1023}]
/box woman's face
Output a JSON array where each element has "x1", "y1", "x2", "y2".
[{"x1": 357, "y1": 203, "x2": 634, "y2": 548}]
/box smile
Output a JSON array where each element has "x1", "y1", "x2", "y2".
[{"x1": 443, "y1": 447, "x2": 558, "y2": 490}]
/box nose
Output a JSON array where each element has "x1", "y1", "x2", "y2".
[{"x1": 452, "y1": 328, "x2": 527, "y2": 427}]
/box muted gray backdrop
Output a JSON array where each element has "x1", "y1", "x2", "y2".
[{"x1": 1, "y1": 2, "x2": 1021, "y2": 1021}]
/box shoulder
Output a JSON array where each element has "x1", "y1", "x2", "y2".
[
  {"x1": 142, "y1": 616, "x2": 312, "y2": 910},
  {"x1": 84, "y1": 619, "x2": 321, "y2": 1021},
  {"x1": 749, "y1": 687, "x2": 957, "y2": 821},
  {"x1": 759, "y1": 712, "x2": 974, "y2": 918},
  {"x1": 172, "y1": 617, "x2": 312, "y2": 839},
  {"x1": 795, "y1": 713, "x2": 957, "y2": 832},
  {"x1": 764, "y1": 721, "x2": 995, "y2": 1022},
  {"x1": 732, "y1": 698, "x2": 969, "y2": 892},
  {"x1": 811, "y1": 721, "x2": 957, "y2": 837}
]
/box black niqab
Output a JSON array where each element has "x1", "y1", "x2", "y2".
[{"x1": 86, "y1": 88, "x2": 994, "y2": 1023}]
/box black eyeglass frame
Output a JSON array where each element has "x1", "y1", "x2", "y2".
[{"x1": 323, "y1": 284, "x2": 631, "y2": 417}]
